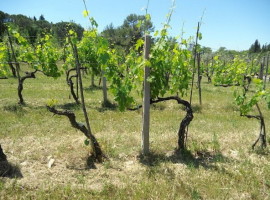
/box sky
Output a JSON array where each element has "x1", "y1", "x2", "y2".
[{"x1": 1, "y1": 0, "x2": 270, "y2": 51}]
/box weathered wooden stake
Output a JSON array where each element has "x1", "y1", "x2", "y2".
[
  {"x1": 91, "y1": 73, "x2": 95, "y2": 87},
  {"x1": 197, "y1": 53, "x2": 202, "y2": 105},
  {"x1": 263, "y1": 55, "x2": 269, "y2": 89},
  {"x1": 142, "y1": 35, "x2": 151, "y2": 154},
  {"x1": 259, "y1": 57, "x2": 265, "y2": 80},
  {"x1": 190, "y1": 22, "x2": 200, "y2": 105},
  {"x1": 102, "y1": 70, "x2": 108, "y2": 103}
]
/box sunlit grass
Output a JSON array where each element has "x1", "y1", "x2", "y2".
[{"x1": 0, "y1": 67, "x2": 270, "y2": 199}]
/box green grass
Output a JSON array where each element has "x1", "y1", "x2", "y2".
[{"x1": 0, "y1": 65, "x2": 270, "y2": 199}]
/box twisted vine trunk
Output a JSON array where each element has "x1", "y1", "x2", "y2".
[
  {"x1": 151, "y1": 96, "x2": 193, "y2": 150},
  {"x1": 129, "y1": 96, "x2": 194, "y2": 151},
  {"x1": 47, "y1": 106, "x2": 103, "y2": 162},
  {"x1": 68, "y1": 74, "x2": 80, "y2": 104},
  {"x1": 0, "y1": 142, "x2": 7, "y2": 162},
  {"x1": 242, "y1": 103, "x2": 266, "y2": 149},
  {"x1": 66, "y1": 68, "x2": 86, "y2": 105},
  {"x1": 68, "y1": 36, "x2": 104, "y2": 162},
  {"x1": 18, "y1": 71, "x2": 37, "y2": 104}
]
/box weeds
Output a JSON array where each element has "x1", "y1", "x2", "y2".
[{"x1": 0, "y1": 74, "x2": 269, "y2": 199}]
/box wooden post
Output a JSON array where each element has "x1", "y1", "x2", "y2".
[
  {"x1": 259, "y1": 57, "x2": 265, "y2": 80},
  {"x1": 102, "y1": 70, "x2": 108, "y2": 103},
  {"x1": 197, "y1": 53, "x2": 202, "y2": 105},
  {"x1": 263, "y1": 55, "x2": 269, "y2": 89},
  {"x1": 142, "y1": 35, "x2": 151, "y2": 154},
  {"x1": 190, "y1": 22, "x2": 200, "y2": 105},
  {"x1": 91, "y1": 73, "x2": 95, "y2": 87}
]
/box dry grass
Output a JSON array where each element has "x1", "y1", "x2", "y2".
[{"x1": 0, "y1": 66, "x2": 270, "y2": 199}]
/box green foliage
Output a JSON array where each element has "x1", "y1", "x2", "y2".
[
  {"x1": 101, "y1": 14, "x2": 154, "y2": 54},
  {"x1": 35, "y1": 34, "x2": 62, "y2": 77},
  {"x1": 0, "y1": 10, "x2": 84, "y2": 47},
  {"x1": 212, "y1": 55, "x2": 247, "y2": 86},
  {"x1": 249, "y1": 39, "x2": 261, "y2": 53},
  {"x1": 104, "y1": 12, "x2": 194, "y2": 110},
  {"x1": 105, "y1": 49, "x2": 141, "y2": 111},
  {"x1": 84, "y1": 139, "x2": 90, "y2": 146},
  {"x1": 0, "y1": 25, "x2": 62, "y2": 79},
  {"x1": 53, "y1": 22, "x2": 84, "y2": 46},
  {"x1": 0, "y1": 42, "x2": 9, "y2": 77},
  {"x1": 148, "y1": 26, "x2": 193, "y2": 99},
  {"x1": 46, "y1": 98, "x2": 58, "y2": 107},
  {"x1": 234, "y1": 78, "x2": 270, "y2": 115},
  {"x1": 212, "y1": 51, "x2": 270, "y2": 116}
]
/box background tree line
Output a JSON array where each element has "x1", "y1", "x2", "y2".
[
  {"x1": 0, "y1": 10, "x2": 84, "y2": 46},
  {"x1": 249, "y1": 39, "x2": 270, "y2": 53},
  {"x1": 1, "y1": 10, "x2": 269, "y2": 56},
  {"x1": 0, "y1": 10, "x2": 154, "y2": 53}
]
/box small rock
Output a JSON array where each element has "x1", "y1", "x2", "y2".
[
  {"x1": 48, "y1": 158, "x2": 55, "y2": 168},
  {"x1": 21, "y1": 161, "x2": 27, "y2": 166}
]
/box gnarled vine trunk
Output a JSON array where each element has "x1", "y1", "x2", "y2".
[
  {"x1": 151, "y1": 96, "x2": 193, "y2": 150},
  {"x1": 129, "y1": 96, "x2": 194, "y2": 151},
  {"x1": 47, "y1": 106, "x2": 104, "y2": 162},
  {"x1": 18, "y1": 70, "x2": 37, "y2": 104},
  {"x1": 242, "y1": 103, "x2": 267, "y2": 149},
  {"x1": 66, "y1": 67, "x2": 87, "y2": 105},
  {"x1": 0, "y1": 142, "x2": 7, "y2": 162},
  {"x1": 68, "y1": 35, "x2": 104, "y2": 162},
  {"x1": 68, "y1": 74, "x2": 80, "y2": 104}
]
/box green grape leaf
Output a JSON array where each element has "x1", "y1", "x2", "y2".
[
  {"x1": 46, "y1": 99, "x2": 58, "y2": 107},
  {"x1": 84, "y1": 139, "x2": 90, "y2": 146},
  {"x1": 137, "y1": 20, "x2": 142, "y2": 29},
  {"x1": 83, "y1": 10, "x2": 89, "y2": 17},
  {"x1": 145, "y1": 14, "x2": 151, "y2": 21},
  {"x1": 198, "y1": 32, "x2": 202, "y2": 40},
  {"x1": 135, "y1": 38, "x2": 144, "y2": 50}
]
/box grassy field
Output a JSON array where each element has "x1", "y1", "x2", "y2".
[{"x1": 0, "y1": 65, "x2": 270, "y2": 199}]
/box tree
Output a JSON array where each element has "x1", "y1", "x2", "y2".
[
  {"x1": 39, "y1": 14, "x2": 45, "y2": 21},
  {"x1": 102, "y1": 14, "x2": 154, "y2": 54},
  {"x1": 249, "y1": 39, "x2": 261, "y2": 53},
  {"x1": 0, "y1": 11, "x2": 10, "y2": 39},
  {"x1": 53, "y1": 22, "x2": 84, "y2": 46}
]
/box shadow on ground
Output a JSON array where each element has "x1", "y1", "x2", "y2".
[
  {"x1": 58, "y1": 102, "x2": 81, "y2": 110},
  {"x1": 84, "y1": 85, "x2": 103, "y2": 93},
  {"x1": 96, "y1": 100, "x2": 118, "y2": 112},
  {"x1": 138, "y1": 149, "x2": 228, "y2": 170},
  {"x1": 0, "y1": 161, "x2": 23, "y2": 179}
]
